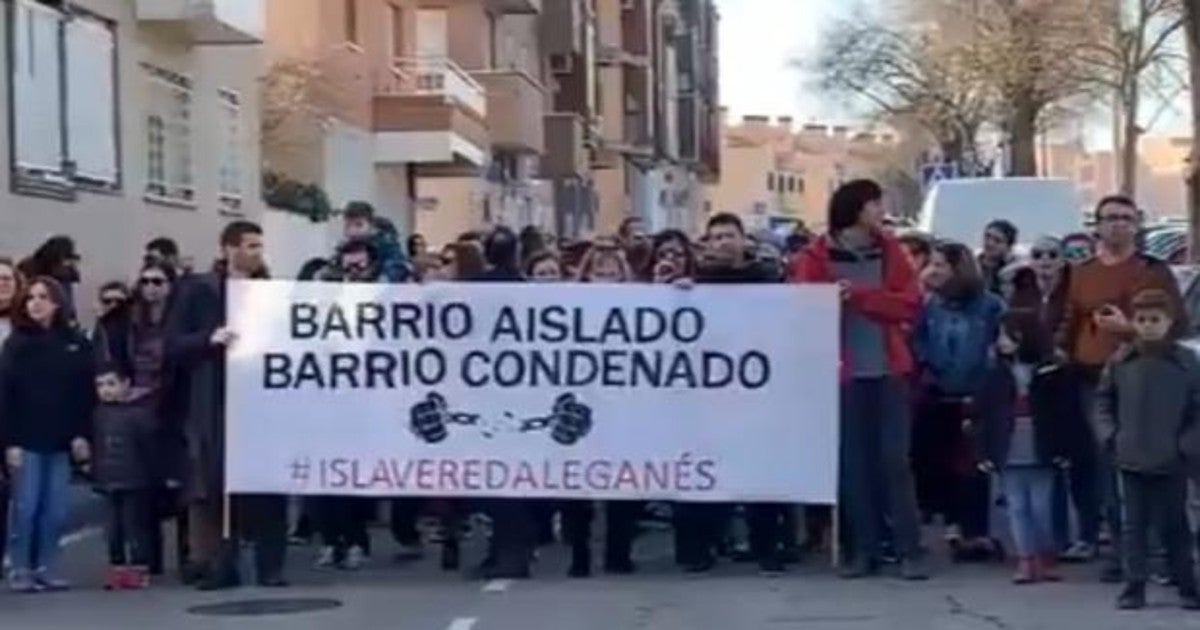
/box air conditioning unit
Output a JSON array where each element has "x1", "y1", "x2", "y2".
[{"x1": 549, "y1": 53, "x2": 573, "y2": 74}]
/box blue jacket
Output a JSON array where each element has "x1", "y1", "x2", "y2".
[{"x1": 912, "y1": 291, "x2": 1005, "y2": 395}]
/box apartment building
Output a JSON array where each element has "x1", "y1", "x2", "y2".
[
  {"x1": 706, "y1": 115, "x2": 910, "y2": 232},
  {"x1": 1039, "y1": 136, "x2": 1190, "y2": 220},
  {"x1": 0, "y1": 0, "x2": 264, "y2": 301},
  {"x1": 592, "y1": 0, "x2": 720, "y2": 235}
]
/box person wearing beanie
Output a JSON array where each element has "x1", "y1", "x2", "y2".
[{"x1": 1095, "y1": 288, "x2": 1200, "y2": 610}]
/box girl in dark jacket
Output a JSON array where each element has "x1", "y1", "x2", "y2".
[
  {"x1": 1, "y1": 277, "x2": 93, "y2": 592},
  {"x1": 975, "y1": 311, "x2": 1072, "y2": 583},
  {"x1": 0, "y1": 258, "x2": 22, "y2": 567}
]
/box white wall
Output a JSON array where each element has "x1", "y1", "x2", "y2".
[
  {"x1": 261, "y1": 209, "x2": 340, "y2": 279},
  {"x1": 322, "y1": 120, "x2": 376, "y2": 210}
]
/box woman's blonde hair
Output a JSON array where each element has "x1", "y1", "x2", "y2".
[{"x1": 576, "y1": 238, "x2": 633, "y2": 282}]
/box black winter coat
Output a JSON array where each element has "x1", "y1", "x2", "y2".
[
  {"x1": 0, "y1": 325, "x2": 94, "y2": 453},
  {"x1": 92, "y1": 400, "x2": 157, "y2": 491},
  {"x1": 974, "y1": 360, "x2": 1073, "y2": 468}
]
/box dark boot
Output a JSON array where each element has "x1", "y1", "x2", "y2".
[
  {"x1": 1117, "y1": 582, "x2": 1147, "y2": 610},
  {"x1": 568, "y1": 544, "x2": 591, "y2": 578},
  {"x1": 195, "y1": 549, "x2": 241, "y2": 592},
  {"x1": 1100, "y1": 560, "x2": 1124, "y2": 584},
  {"x1": 839, "y1": 556, "x2": 878, "y2": 580},
  {"x1": 441, "y1": 539, "x2": 460, "y2": 572},
  {"x1": 1180, "y1": 587, "x2": 1200, "y2": 610}
]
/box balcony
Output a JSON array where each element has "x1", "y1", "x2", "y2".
[
  {"x1": 373, "y1": 58, "x2": 489, "y2": 169},
  {"x1": 485, "y1": 0, "x2": 542, "y2": 14},
  {"x1": 471, "y1": 69, "x2": 546, "y2": 154},
  {"x1": 542, "y1": 0, "x2": 583, "y2": 55},
  {"x1": 540, "y1": 114, "x2": 588, "y2": 179},
  {"x1": 135, "y1": 0, "x2": 263, "y2": 45}
]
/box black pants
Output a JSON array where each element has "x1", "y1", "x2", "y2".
[
  {"x1": 483, "y1": 499, "x2": 534, "y2": 571},
  {"x1": 146, "y1": 488, "x2": 188, "y2": 574},
  {"x1": 235, "y1": 494, "x2": 288, "y2": 581},
  {"x1": 107, "y1": 490, "x2": 152, "y2": 566},
  {"x1": 390, "y1": 498, "x2": 422, "y2": 547},
  {"x1": 315, "y1": 497, "x2": 371, "y2": 551},
  {"x1": 747, "y1": 503, "x2": 789, "y2": 563},
  {"x1": 561, "y1": 501, "x2": 638, "y2": 567},
  {"x1": 674, "y1": 503, "x2": 721, "y2": 566},
  {"x1": 0, "y1": 484, "x2": 8, "y2": 565},
  {"x1": 1120, "y1": 471, "x2": 1196, "y2": 590}
]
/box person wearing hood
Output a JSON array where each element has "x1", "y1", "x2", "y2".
[
  {"x1": 791, "y1": 179, "x2": 927, "y2": 580},
  {"x1": 166, "y1": 221, "x2": 286, "y2": 590},
  {"x1": 1095, "y1": 288, "x2": 1200, "y2": 610},
  {"x1": 19, "y1": 236, "x2": 81, "y2": 319},
  {"x1": 338, "y1": 201, "x2": 412, "y2": 283}
]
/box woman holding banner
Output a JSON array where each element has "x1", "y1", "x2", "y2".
[
  {"x1": 791, "y1": 179, "x2": 928, "y2": 581},
  {"x1": 560, "y1": 240, "x2": 641, "y2": 577}
]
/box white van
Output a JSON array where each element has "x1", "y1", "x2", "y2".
[{"x1": 917, "y1": 178, "x2": 1085, "y2": 248}]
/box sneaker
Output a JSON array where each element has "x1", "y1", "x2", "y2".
[
  {"x1": 8, "y1": 570, "x2": 38, "y2": 594},
  {"x1": 32, "y1": 569, "x2": 69, "y2": 592},
  {"x1": 944, "y1": 525, "x2": 964, "y2": 544},
  {"x1": 1117, "y1": 582, "x2": 1146, "y2": 610},
  {"x1": 341, "y1": 546, "x2": 367, "y2": 571},
  {"x1": 314, "y1": 546, "x2": 337, "y2": 568},
  {"x1": 1060, "y1": 541, "x2": 1096, "y2": 563},
  {"x1": 124, "y1": 566, "x2": 150, "y2": 590},
  {"x1": 1012, "y1": 557, "x2": 1037, "y2": 585}
]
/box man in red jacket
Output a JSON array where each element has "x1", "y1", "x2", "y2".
[{"x1": 791, "y1": 179, "x2": 927, "y2": 580}]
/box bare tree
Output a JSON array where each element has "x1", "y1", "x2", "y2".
[
  {"x1": 1081, "y1": 0, "x2": 1185, "y2": 195},
  {"x1": 810, "y1": 15, "x2": 991, "y2": 167}
]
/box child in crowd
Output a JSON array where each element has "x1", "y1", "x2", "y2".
[
  {"x1": 92, "y1": 363, "x2": 158, "y2": 590},
  {"x1": 1095, "y1": 288, "x2": 1200, "y2": 610},
  {"x1": 339, "y1": 201, "x2": 411, "y2": 283},
  {"x1": 975, "y1": 312, "x2": 1071, "y2": 584}
]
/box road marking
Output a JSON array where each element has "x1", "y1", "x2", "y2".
[
  {"x1": 481, "y1": 579, "x2": 512, "y2": 593},
  {"x1": 59, "y1": 525, "x2": 102, "y2": 547},
  {"x1": 446, "y1": 617, "x2": 477, "y2": 630}
]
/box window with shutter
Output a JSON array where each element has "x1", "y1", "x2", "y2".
[
  {"x1": 9, "y1": 0, "x2": 121, "y2": 198},
  {"x1": 65, "y1": 15, "x2": 117, "y2": 186},
  {"x1": 217, "y1": 88, "x2": 243, "y2": 213},
  {"x1": 12, "y1": 0, "x2": 64, "y2": 174},
  {"x1": 142, "y1": 63, "x2": 194, "y2": 205}
]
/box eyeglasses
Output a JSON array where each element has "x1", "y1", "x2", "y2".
[
  {"x1": 1099, "y1": 214, "x2": 1138, "y2": 224},
  {"x1": 139, "y1": 277, "x2": 167, "y2": 287},
  {"x1": 1030, "y1": 250, "x2": 1059, "y2": 260}
]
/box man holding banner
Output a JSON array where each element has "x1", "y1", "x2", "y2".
[
  {"x1": 793, "y1": 179, "x2": 929, "y2": 581},
  {"x1": 166, "y1": 221, "x2": 288, "y2": 590}
]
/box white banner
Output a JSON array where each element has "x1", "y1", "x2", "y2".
[{"x1": 225, "y1": 280, "x2": 839, "y2": 503}]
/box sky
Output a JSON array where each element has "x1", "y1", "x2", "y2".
[
  {"x1": 715, "y1": 0, "x2": 846, "y2": 123},
  {"x1": 713, "y1": 0, "x2": 1190, "y2": 146}
]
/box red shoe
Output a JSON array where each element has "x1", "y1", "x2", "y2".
[
  {"x1": 123, "y1": 566, "x2": 150, "y2": 590},
  {"x1": 1037, "y1": 554, "x2": 1063, "y2": 582},
  {"x1": 103, "y1": 567, "x2": 126, "y2": 591}
]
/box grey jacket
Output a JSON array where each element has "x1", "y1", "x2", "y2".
[{"x1": 1095, "y1": 342, "x2": 1200, "y2": 474}]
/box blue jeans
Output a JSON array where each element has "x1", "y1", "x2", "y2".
[
  {"x1": 8, "y1": 451, "x2": 70, "y2": 574},
  {"x1": 840, "y1": 377, "x2": 922, "y2": 561},
  {"x1": 1003, "y1": 466, "x2": 1056, "y2": 557}
]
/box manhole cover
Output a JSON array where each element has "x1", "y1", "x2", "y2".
[{"x1": 188, "y1": 598, "x2": 343, "y2": 617}]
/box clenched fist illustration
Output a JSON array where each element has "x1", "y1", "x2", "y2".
[
  {"x1": 410, "y1": 392, "x2": 450, "y2": 444},
  {"x1": 549, "y1": 394, "x2": 593, "y2": 446}
]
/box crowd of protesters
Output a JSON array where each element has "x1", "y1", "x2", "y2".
[{"x1": 1, "y1": 181, "x2": 1200, "y2": 612}]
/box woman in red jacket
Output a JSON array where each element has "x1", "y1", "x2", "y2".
[{"x1": 791, "y1": 179, "x2": 927, "y2": 580}]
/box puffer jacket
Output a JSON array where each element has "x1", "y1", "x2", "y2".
[{"x1": 92, "y1": 399, "x2": 158, "y2": 491}]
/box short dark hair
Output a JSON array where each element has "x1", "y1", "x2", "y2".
[
  {"x1": 705, "y1": 212, "x2": 744, "y2": 236},
  {"x1": 1131, "y1": 288, "x2": 1174, "y2": 317},
  {"x1": 523, "y1": 250, "x2": 561, "y2": 277},
  {"x1": 344, "y1": 201, "x2": 375, "y2": 222},
  {"x1": 220, "y1": 221, "x2": 262, "y2": 248},
  {"x1": 95, "y1": 360, "x2": 131, "y2": 381},
  {"x1": 338, "y1": 237, "x2": 378, "y2": 261},
  {"x1": 897, "y1": 232, "x2": 933, "y2": 261},
  {"x1": 484, "y1": 226, "x2": 519, "y2": 271},
  {"x1": 145, "y1": 237, "x2": 179, "y2": 259},
  {"x1": 985, "y1": 220, "x2": 1018, "y2": 247},
  {"x1": 619, "y1": 217, "x2": 644, "y2": 238},
  {"x1": 828, "y1": 179, "x2": 883, "y2": 232},
  {"x1": 99, "y1": 280, "x2": 128, "y2": 296},
  {"x1": 1095, "y1": 194, "x2": 1138, "y2": 218}
]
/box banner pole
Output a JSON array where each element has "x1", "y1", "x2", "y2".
[
  {"x1": 222, "y1": 491, "x2": 232, "y2": 539},
  {"x1": 831, "y1": 501, "x2": 840, "y2": 569}
]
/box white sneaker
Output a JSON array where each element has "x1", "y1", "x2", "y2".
[
  {"x1": 944, "y1": 525, "x2": 963, "y2": 543},
  {"x1": 342, "y1": 546, "x2": 366, "y2": 571},
  {"x1": 314, "y1": 546, "x2": 337, "y2": 568}
]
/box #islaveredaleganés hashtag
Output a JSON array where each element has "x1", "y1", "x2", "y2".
[{"x1": 289, "y1": 456, "x2": 313, "y2": 487}]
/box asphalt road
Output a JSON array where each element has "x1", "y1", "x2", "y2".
[{"x1": 5, "y1": 513, "x2": 1200, "y2": 630}]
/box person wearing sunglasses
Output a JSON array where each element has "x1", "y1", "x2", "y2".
[
  {"x1": 95, "y1": 282, "x2": 129, "y2": 322},
  {"x1": 92, "y1": 261, "x2": 183, "y2": 579},
  {"x1": 1055, "y1": 195, "x2": 1186, "y2": 578}
]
